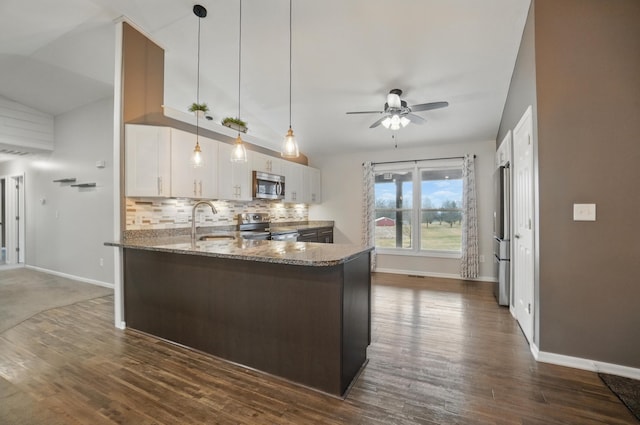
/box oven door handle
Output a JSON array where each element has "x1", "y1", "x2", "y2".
[{"x1": 276, "y1": 181, "x2": 282, "y2": 196}]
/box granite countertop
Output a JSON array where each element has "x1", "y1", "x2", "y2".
[{"x1": 105, "y1": 234, "x2": 372, "y2": 267}]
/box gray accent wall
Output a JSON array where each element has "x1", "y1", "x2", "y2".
[{"x1": 500, "y1": 0, "x2": 640, "y2": 368}]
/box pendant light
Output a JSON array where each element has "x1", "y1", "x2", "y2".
[
  {"x1": 281, "y1": 0, "x2": 300, "y2": 158},
  {"x1": 231, "y1": 0, "x2": 248, "y2": 163},
  {"x1": 192, "y1": 4, "x2": 207, "y2": 168}
]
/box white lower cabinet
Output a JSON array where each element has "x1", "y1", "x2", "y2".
[
  {"x1": 218, "y1": 143, "x2": 252, "y2": 201},
  {"x1": 125, "y1": 124, "x2": 171, "y2": 197},
  {"x1": 170, "y1": 129, "x2": 218, "y2": 199}
]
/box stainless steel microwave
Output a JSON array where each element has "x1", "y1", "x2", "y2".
[{"x1": 252, "y1": 171, "x2": 285, "y2": 200}]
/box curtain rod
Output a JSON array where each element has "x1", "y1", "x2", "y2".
[{"x1": 366, "y1": 154, "x2": 475, "y2": 166}]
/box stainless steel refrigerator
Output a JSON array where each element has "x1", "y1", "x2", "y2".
[{"x1": 493, "y1": 165, "x2": 510, "y2": 306}]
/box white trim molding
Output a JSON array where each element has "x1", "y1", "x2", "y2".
[
  {"x1": 26, "y1": 265, "x2": 114, "y2": 289},
  {"x1": 532, "y1": 345, "x2": 640, "y2": 381},
  {"x1": 374, "y1": 267, "x2": 496, "y2": 283}
]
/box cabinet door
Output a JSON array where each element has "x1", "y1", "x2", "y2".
[
  {"x1": 306, "y1": 167, "x2": 322, "y2": 204},
  {"x1": 125, "y1": 124, "x2": 171, "y2": 197},
  {"x1": 218, "y1": 143, "x2": 252, "y2": 201},
  {"x1": 170, "y1": 129, "x2": 218, "y2": 199},
  {"x1": 251, "y1": 152, "x2": 282, "y2": 175},
  {"x1": 298, "y1": 229, "x2": 318, "y2": 242},
  {"x1": 317, "y1": 227, "x2": 333, "y2": 243},
  {"x1": 195, "y1": 137, "x2": 218, "y2": 199},
  {"x1": 282, "y1": 161, "x2": 303, "y2": 203}
]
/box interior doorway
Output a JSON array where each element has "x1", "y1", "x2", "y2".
[
  {"x1": 0, "y1": 177, "x2": 5, "y2": 265},
  {"x1": 1, "y1": 174, "x2": 25, "y2": 266},
  {"x1": 512, "y1": 106, "x2": 535, "y2": 344}
]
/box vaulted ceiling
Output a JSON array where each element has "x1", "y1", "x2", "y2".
[{"x1": 0, "y1": 0, "x2": 530, "y2": 157}]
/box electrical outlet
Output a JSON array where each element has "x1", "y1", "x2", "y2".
[
  {"x1": 479, "y1": 255, "x2": 485, "y2": 263},
  {"x1": 99, "y1": 258, "x2": 104, "y2": 267}
]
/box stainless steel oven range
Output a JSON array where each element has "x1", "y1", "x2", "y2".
[{"x1": 237, "y1": 213, "x2": 299, "y2": 241}]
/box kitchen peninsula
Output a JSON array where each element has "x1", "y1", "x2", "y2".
[{"x1": 107, "y1": 236, "x2": 373, "y2": 397}]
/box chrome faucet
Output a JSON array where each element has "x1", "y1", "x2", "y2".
[{"x1": 191, "y1": 200, "x2": 217, "y2": 244}]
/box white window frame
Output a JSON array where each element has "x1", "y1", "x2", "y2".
[{"x1": 374, "y1": 159, "x2": 463, "y2": 258}]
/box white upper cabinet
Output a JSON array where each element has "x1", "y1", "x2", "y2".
[
  {"x1": 170, "y1": 129, "x2": 218, "y2": 199},
  {"x1": 306, "y1": 167, "x2": 322, "y2": 204},
  {"x1": 218, "y1": 143, "x2": 252, "y2": 201},
  {"x1": 251, "y1": 151, "x2": 282, "y2": 175},
  {"x1": 282, "y1": 161, "x2": 323, "y2": 204},
  {"x1": 282, "y1": 161, "x2": 304, "y2": 203},
  {"x1": 125, "y1": 124, "x2": 171, "y2": 197}
]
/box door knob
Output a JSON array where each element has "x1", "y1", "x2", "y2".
[{"x1": 514, "y1": 234, "x2": 521, "y2": 239}]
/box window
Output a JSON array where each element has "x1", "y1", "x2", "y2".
[{"x1": 374, "y1": 160, "x2": 463, "y2": 255}]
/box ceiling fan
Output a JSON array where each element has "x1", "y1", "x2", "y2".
[{"x1": 346, "y1": 89, "x2": 449, "y2": 130}]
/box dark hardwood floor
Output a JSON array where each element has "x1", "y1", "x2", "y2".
[{"x1": 0, "y1": 273, "x2": 635, "y2": 424}]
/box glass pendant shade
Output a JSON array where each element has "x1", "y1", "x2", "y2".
[
  {"x1": 192, "y1": 140, "x2": 204, "y2": 167},
  {"x1": 281, "y1": 127, "x2": 299, "y2": 158},
  {"x1": 231, "y1": 134, "x2": 248, "y2": 162}
]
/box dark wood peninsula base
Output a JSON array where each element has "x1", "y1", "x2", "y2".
[{"x1": 123, "y1": 248, "x2": 371, "y2": 397}]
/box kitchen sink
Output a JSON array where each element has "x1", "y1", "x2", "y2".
[{"x1": 198, "y1": 234, "x2": 236, "y2": 241}]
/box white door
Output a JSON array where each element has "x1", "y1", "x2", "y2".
[
  {"x1": 512, "y1": 106, "x2": 535, "y2": 344},
  {"x1": 4, "y1": 174, "x2": 25, "y2": 265},
  {"x1": 0, "y1": 178, "x2": 4, "y2": 264}
]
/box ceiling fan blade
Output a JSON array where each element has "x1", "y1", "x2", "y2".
[
  {"x1": 369, "y1": 116, "x2": 388, "y2": 128},
  {"x1": 346, "y1": 110, "x2": 384, "y2": 115},
  {"x1": 406, "y1": 113, "x2": 426, "y2": 124},
  {"x1": 410, "y1": 101, "x2": 449, "y2": 112}
]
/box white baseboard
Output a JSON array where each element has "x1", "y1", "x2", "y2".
[
  {"x1": 374, "y1": 267, "x2": 495, "y2": 283},
  {"x1": 26, "y1": 265, "x2": 114, "y2": 289},
  {"x1": 532, "y1": 346, "x2": 640, "y2": 380}
]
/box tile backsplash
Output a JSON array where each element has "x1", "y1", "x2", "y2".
[{"x1": 126, "y1": 198, "x2": 308, "y2": 230}]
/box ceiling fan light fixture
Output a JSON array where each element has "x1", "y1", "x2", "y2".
[
  {"x1": 400, "y1": 116, "x2": 410, "y2": 127},
  {"x1": 387, "y1": 93, "x2": 401, "y2": 109},
  {"x1": 381, "y1": 116, "x2": 392, "y2": 129}
]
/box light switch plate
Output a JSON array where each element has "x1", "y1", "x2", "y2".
[{"x1": 573, "y1": 203, "x2": 596, "y2": 221}]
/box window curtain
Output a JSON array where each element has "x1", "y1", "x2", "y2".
[
  {"x1": 460, "y1": 154, "x2": 479, "y2": 278},
  {"x1": 362, "y1": 161, "x2": 377, "y2": 270}
]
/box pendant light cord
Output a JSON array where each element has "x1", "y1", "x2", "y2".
[
  {"x1": 288, "y1": 0, "x2": 292, "y2": 129},
  {"x1": 238, "y1": 0, "x2": 242, "y2": 122},
  {"x1": 196, "y1": 14, "x2": 201, "y2": 139}
]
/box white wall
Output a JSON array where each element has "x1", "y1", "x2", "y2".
[
  {"x1": 309, "y1": 140, "x2": 496, "y2": 281},
  {"x1": 0, "y1": 97, "x2": 114, "y2": 286}
]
